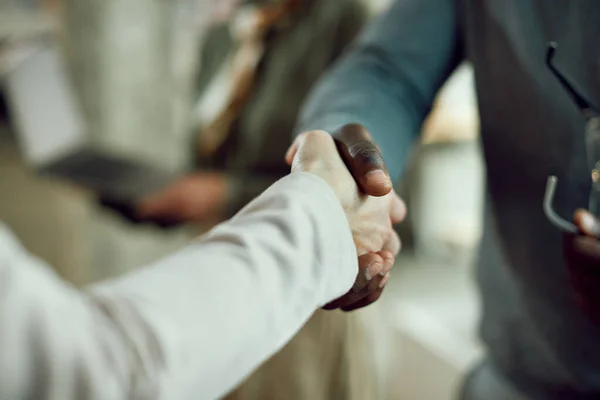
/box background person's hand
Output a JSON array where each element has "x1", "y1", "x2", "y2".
[
  {"x1": 136, "y1": 172, "x2": 228, "y2": 225},
  {"x1": 288, "y1": 130, "x2": 404, "y2": 310},
  {"x1": 564, "y1": 209, "x2": 600, "y2": 321}
]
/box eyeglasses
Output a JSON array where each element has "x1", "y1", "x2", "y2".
[{"x1": 543, "y1": 42, "x2": 600, "y2": 233}]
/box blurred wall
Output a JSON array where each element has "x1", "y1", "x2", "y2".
[{"x1": 0, "y1": 1, "x2": 204, "y2": 283}]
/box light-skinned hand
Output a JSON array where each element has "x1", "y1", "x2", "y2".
[{"x1": 288, "y1": 129, "x2": 405, "y2": 311}]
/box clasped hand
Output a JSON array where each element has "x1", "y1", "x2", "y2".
[{"x1": 287, "y1": 125, "x2": 405, "y2": 311}]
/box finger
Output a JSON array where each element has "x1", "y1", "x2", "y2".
[
  {"x1": 285, "y1": 136, "x2": 301, "y2": 166},
  {"x1": 563, "y1": 235, "x2": 600, "y2": 280},
  {"x1": 333, "y1": 124, "x2": 392, "y2": 197},
  {"x1": 353, "y1": 252, "x2": 386, "y2": 291},
  {"x1": 342, "y1": 276, "x2": 389, "y2": 312},
  {"x1": 323, "y1": 275, "x2": 384, "y2": 310},
  {"x1": 137, "y1": 188, "x2": 181, "y2": 220},
  {"x1": 377, "y1": 250, "x2": 395, "y2": 275},
  {"x1": 571, "y1": 235, "x2": 600, "y2": 264},
  {"x1": 574, "y1": 209, "x2": 600, "y2": 238},
  {"x1": 382, "y1": 229, "x2": 401, "y2": 257},
  {"x1": 137, "y1": 178, "x2": 201, "y2": 222},
  {"x1": 562, "y1": 235, "x2": 600, "y2": 318},
  {"x1": 390, "y1": 192, "x2": 406, "y2": 224},
  {"x1": 323, "y1": 253, "x2": 385, "y2": 310}
]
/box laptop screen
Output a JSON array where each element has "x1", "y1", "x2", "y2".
[{"x1": 3, "y1": 42, "x2": 86, "y2": 167}]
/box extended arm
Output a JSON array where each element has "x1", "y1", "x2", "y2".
[
  {"x1": 0, "y1": 173, "x2": 356, "y2": 400},
  {"x1": 297, "y1": 0, "x2": 464, "y2": 181}
]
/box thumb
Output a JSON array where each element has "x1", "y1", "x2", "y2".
[
  {"x1": 333, "y1": 124, "x2": 392, "y2": 197},
  {"x1": 574, "y1": 209, "x2": 600, "y2": 238}
]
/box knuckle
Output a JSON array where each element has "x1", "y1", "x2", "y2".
[
  {"x1": 301, "y1": 130, "x2": 333, "y2": 146},
  {"x1": 348, "y1": 142, "x2": 384, "y2": 167},
  {"x1": 303, "y1": 129, "x2": 330, "y2": 139}
]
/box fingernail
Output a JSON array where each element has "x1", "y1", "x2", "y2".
[
  {"x1": 365, "y1": 262, "x2": 384, "y2": 281},
  {"x1": 379, "y1": 272, "x2": 390, "y2": 288},
  {"x1": 365, "y1": 170, "x2": 390, "y2": 187},
  {"x1": 380, "y1": 256, "x2": 394, "y2": 276},
  {"x1": 581, "y1": 212, "x2": 600, "y2": 237},
  {"x1": 378, "y1": 255, "x2": 394, "y2": 276},
  {"x1": 380, "y1": 265, "x2": 390, "y2": 277}
]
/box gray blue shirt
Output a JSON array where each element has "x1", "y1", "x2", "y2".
[{"x1": 299, "y1": 0, "x2": 600, "y2": 398}]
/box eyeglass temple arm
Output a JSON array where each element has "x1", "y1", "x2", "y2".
[
  {"x1": 543, "y1": 176, "x2": 579, "y2": 234},
  {"x1": 542, "y1": 44, "x2": 587, "y2": 233},
  {"x1": 546, "y1": 42, "x2": 598, "y2": 115}
]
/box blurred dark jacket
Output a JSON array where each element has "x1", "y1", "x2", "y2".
[{"x1": 193, "y1": 0, "x2": 367, "y2": 217}]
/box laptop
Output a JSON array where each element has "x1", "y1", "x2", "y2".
[{"x1": 1, "y1": 40, "x2": 180, "y2": 224}]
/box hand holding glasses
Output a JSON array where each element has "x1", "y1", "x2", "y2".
[{"x1": 543, "y1": 43, "x2": 600, "y2": 233}]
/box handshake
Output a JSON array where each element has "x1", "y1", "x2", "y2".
[
  {"x1": 287, "y1": 125, "x2": 405, "y2": 311},
  {"x1": 137, "y1": 124, "x2": 405, "y2": 311}
]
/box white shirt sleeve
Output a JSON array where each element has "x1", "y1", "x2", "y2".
[{"x1": 0, "y1": 172, "x2": 357, "y2": 400}]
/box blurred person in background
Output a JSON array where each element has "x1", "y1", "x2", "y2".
[
  {"x1": 0, "y1": 130, "x2": 399, "y2": 400},
  {"x1": 293, "y1": 0, "x2": 600, "y2": 399},
  {"x1": 135, "y1": 0, "x2": 367, "y2": 224},
  {"x1": 129, "y1": 1, "x2": 394, "y2": 400}
]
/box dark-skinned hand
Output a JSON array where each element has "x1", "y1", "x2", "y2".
[
  {"x1": 286, "y1": 124, "x2": 406, "y2": 311},
  {"x1": 564, "y1": 209, "x2": 600, "y2": 321}
]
